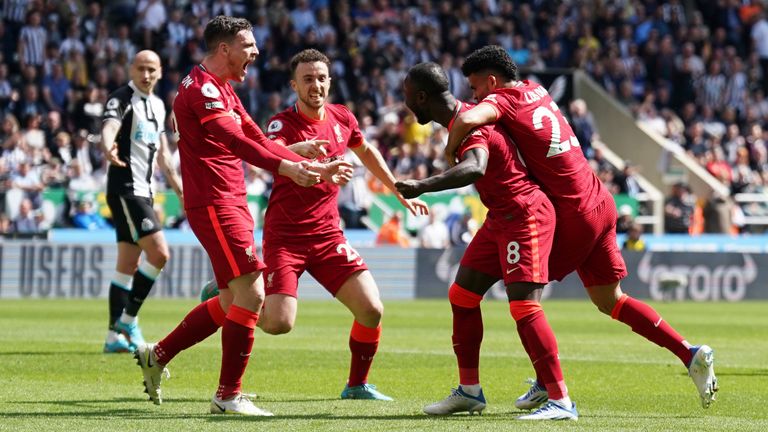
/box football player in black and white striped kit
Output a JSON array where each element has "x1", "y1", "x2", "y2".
[{"x1": 100, "y1": 50, "x2": 183, "y2": 353}]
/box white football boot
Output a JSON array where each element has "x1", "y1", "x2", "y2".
[
  {"x1": 688, "y1": 345, "x2": 718, "y2": 408},
  {"x1": 210, "y1": 393, "x2": 274, "y2": 416}
]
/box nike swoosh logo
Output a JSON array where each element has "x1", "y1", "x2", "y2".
[
  {"x1": 654, "y1": 318, "x2": 663, "y2": 327},
  {"x1": 506, "y1": 267, "x2": 519, "y2": 274},
  {"x1": 212, "y1": 401, "x2": 225, "y2": 413},
  {"x1": 240, "y1": 352, "x2": 251, "y2": 357}
]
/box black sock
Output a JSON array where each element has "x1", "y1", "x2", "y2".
[
  {"x1": 109, "y1": 284, "x2": 130, "y2": 330},
  {"x1": 124, "y1": 271, "x2": 157, "y2": 317}
]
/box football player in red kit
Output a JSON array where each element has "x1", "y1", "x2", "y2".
[
  {"x1": 133, "y1": 17, "x2": 351, "y2": 416},
  {"x1": 258, "y1": 49, "x2": 428, "y2": 401},
  {"x1": 445, "y1": 45, "x2": 717, "y2": 416}
]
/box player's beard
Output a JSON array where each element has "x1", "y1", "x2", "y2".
[{"x1": 300, "y1": 88, "x2": 327, "y2": 110}]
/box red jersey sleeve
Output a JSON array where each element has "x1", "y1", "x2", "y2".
[
  {"x1": 188, "y1": 80, "x2": 231, "y2": 125},
  {"x1": 478, "y1": 90, "x2": 517, "y2": 122},
  {"x1": 265, "y1": 113, "x2": 294, "y2": 147},
  {"x1": 457, "y1": 127, "x2": 491, "y2": 160}
]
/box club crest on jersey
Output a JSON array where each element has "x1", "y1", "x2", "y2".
[
  {"x1": 267, "y1": 120, "x2": 283, "y2": 133},
  {"x1": 245, "y1": 245, "x2": 257, "y2": 262},
  {"x1": 141, "y1": 218, "x2": 154, "y2": 231},
  {"x1": 333, "y1": 123, "x2": 344, "y2": 143},
  {"x1": 266, "y1": 272, "x2": 274, "y2": 288},
  {"x1": 201, "y1": 82, "x2": 221, "y2": 99}
]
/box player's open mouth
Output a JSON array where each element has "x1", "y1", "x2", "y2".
[{"x1": 242, "y1": 60, "x2": 250, "y2": 74}]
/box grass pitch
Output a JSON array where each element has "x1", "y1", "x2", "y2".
[{"x1": 0, "y1": 299, "x2": 766, "y2": 431}]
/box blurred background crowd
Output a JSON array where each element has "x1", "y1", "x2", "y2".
[{"x1": 1, "y1": 0, "x2": 767, "y2": 243}]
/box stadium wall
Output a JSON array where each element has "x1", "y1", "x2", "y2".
[{"x1": 1, "y1": 236, "x2": 767, "y2": 301}]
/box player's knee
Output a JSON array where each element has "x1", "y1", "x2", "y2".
[
  {"x1": 356, "y1": 302, "x2": 383, "y2": 327},
  {"x1": 591, "y1": 297, "x2": 616, "y2": 315},
  {"x1": 260, "y1": 318, "x2": 293, "y2": 335},
  {"x1": 146, "y1": 248, "x2": 170, "y2": 268}
]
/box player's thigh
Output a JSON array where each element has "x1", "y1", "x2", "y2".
[
  {"x1": 261, "y1": 238, "x2": 307, "y2": 298},
  {"x1": 458, "y1": 223, "x2": 503, "y2": 291},
  {"x1": 307, "y1": 234, "x2": 369, "y2": 297},
  {"x1": 577, "y1": 221, "x2": 628, "y2": 288},
  {"x1": 109, "y1": 195, "x2": 162, "y2": 243},
  {"x1": 187, "y1": 205, "x2": 264, "y2": 292},
  {"x1": 107, "y1": 195, "x2": 137, "y2": 245},
  {"x1": 549, "y1": 214, "x2": 602, "y2": 282},
  {"x1": 136, "y1": 230, "x2": 170, "y2": 266},
  {"x1": 336, "y1": 270, "x2": 383, "y2": 327},
  {"x1": 260, "y1": 294, "x2": 298, "y2": 333},
  {"x1": 495, "y1": 201, "x2": 555, "y2": 286},
  {"x1": 115, "y1": 241, "x2": 142, "y2": 274}
]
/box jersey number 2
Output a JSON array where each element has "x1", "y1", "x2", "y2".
[
  {"x1": 337, "y1": 242, "x2": 364, "y2": 265},
  {"x1": 532, "y1": 102, "x2": 580, "y2": 158}
]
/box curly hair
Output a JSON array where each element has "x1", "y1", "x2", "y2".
[
  {"x1": 289, "y1": 49, "x2": 331, "y2": 77},
  {"x1": 406, "y1": 62, "x2": 449, "y2": 95},
  {"x1": 204, "y1": 15, "x2": 253, "y2": 52},
  {"x1": 461, "y1": 45, "x2": 519, "y2": 81}
]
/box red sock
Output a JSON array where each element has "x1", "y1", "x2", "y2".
[
  {"x1": 612, "y1": 294, "x2": 692, "y2": 366},
  {"x1": 348, "y1": 321, "x2": 380, "y2": 387},
  {"x1": 217, "y1": 305, "x2": 258, "y2": 400},
  {"x1": 515, "y1": 320, "x2": 542, "y2": 384},
  {"x1": 154, "y1": 297, "x2": 225, "y2": 365},
  {"x1": 510, "y1": 301, "x2": 567, "y2": 399},
  {"x1": 448, "y1": 283, "x2": 483, "y2": 385}
]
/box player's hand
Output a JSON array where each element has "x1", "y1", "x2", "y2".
[
  {"x1": 403, "y1": 196, "x2": 429, "y2": 216},
  {"x1": 106, "y1": 143, "x2": 126, "y2": 167},
  {"x1": 288, "y1": 139, "x2": 329, "y2": 159},
  {"x1": 395, "y1": 180, "x2": 425, "y2": 200},
  {"x1": 309, "y1": 159, "x2": 354, "y2": 186},
  {"x1": 280, "y1": 160, "x2": 321, "y2": 187},
  {"x1": 443, "y1": 146, "x2": 459, "y2": 168}
]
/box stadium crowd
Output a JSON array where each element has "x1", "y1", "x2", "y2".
[{"x1": 1, "y1": 0, "x2": 767, "y2": 236}]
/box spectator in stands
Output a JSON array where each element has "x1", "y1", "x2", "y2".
[
  {"x1": 11, "y1": 160, "x2": 43, "y2": 207},
  {"x1": 72, "y1": 198, "x2": 110, "y2": 230},
  {"x1": 376, "y1": 212, "x2": 409, "y2": 247},
  {"x1": 702, "y1": 191, "x2": 733, "y2": 234},
  {"x1": 18, "y1": 10, "x2": 46, "y2": 70},
  {"x1": 569, "y1": 98, "x2": 599, "y2": 159},
  {"x1": 664, "y1": 182, "x2": 695, "y2": 234},
  {"x1": 616, "y1": 205, "x2": 635, "y2": 234},
  {"x1": 418, "y1": 208, "x2": 449, "y2": 249},
  {"x1": 616, "y1": 161, "x2": 642, "y2": 198},
  {"x1": 623, "y1": 222, "x2": 646, "y2": 252},
  {"x1": 11, "y1": 197, "x2": 38, "y2": 233}
]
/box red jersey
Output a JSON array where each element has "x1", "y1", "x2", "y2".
[
  {"x1": 173, "y1": 65, "x2": 253, "y2": 209},
  {"x1": 264, "y1": 104, "x2": 364, "y2": 237},
  {"x1": 478, "y1": 81, "x2": 604, "y2": 216},
  {"x1": 454, "y1": 101, "x2": 545, "y2": 219}
]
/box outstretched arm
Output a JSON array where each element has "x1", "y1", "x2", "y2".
[
  {"x1": 444, "y1": 103, "x2": 498, "y2": 167},
  {"x1": 352, "y1": 140, "x2": 429, "y2": 216},
  {"x1": 205, "y1": 116, "x2": 321, "y2": 187},
  {"x1": 397, "y1": 148, "x2": 488, "y2": 199}
]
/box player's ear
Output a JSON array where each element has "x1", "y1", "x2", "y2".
[
  {"x1": 290, "y1": 79, "x2": 298, "y2": 92},
  {"x1": 488, "y1": 74, "x2": 497, "y2": 90}
]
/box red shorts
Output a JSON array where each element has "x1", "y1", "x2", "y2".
[
  {"x1": 186, "y1": 205, "x2": 265, "y2": 290},
  {"x1": 460, "y1": 196, "x2": 555, "y2": 285},
  {"x1": 262, "y1": 230, "x2": 368, "y2": 297},
  {"x1": 549, "y1": 189, "x2": 628, "y2": 286}
]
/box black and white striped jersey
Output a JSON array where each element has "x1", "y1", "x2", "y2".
[{"x1": 103, "y1": 81, "x2": 166, "y2": 198}]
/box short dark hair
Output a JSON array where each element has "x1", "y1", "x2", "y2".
[
  {"x1": 461, "y1": 45, "x2": 519, "y2": 81},
  {"x1": 204, "y1": 16, "x2": 252, "y2": 52},
  {"x1": 289, "y1": 49, "x2": 331, "y2": 77},
  {"x1": 407, "y1": 62, "x2": 449, "y2": 95}
]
